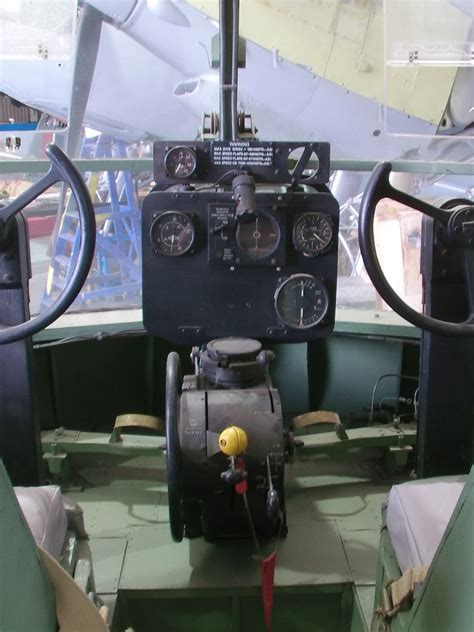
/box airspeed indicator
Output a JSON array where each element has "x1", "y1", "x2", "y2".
[{"x1": 274, "y1": 274, "x2": 328, "y2": 330}]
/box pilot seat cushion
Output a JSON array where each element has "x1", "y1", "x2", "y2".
[
  {"x1": 14, "y1": 485, "x2": 68, "y2": 560},
  {"x1": 386, "y1": 475, "x2": 467, "y2": 574}
]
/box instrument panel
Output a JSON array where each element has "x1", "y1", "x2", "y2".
[
  {"x1": 142, "y1": 140, "x2": 339, "y2": 343},
  {"x1": 274, "y1": 274, "x2": 329, "y2": 330},
  {"x1": 154, "y1": 140, "x2": 331, "y2": 188},
  {"x1": 292, "y1": 212, "x2": 333, "y2": 257},
  {"x1": 150, "y1": 211, "x2": 196, "y2": 256},
  {"x1": 164, "y1": 146, "x2": 197, "y2": 179},
  {"x1": 207, "y1": 204, "x2": 285, "y2": 266}
]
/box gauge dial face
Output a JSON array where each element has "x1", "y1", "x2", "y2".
[
  {"x1": 235, "y1": 213, "x2": 280, "y2": 260},
  {"x1": 293, "y1": 212, "x2": 333, "y2": 257},
  {"x1": 164, "y1": 146, "x2": 197, "y2": 179},
  {"x1": 150, "y1": 211, "x2": 195, "y2": 256},
  {"x1": 274, "y1": 274, "x2": 329, "y2": 330}
]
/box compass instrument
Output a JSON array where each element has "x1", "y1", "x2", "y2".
[{"x1": 235, "y1": 212, "x2": 280, "y2": 260}]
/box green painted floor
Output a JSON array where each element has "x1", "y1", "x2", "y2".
[{"x1": 67, "y1": 454, "x2": 390, "y2": 631}]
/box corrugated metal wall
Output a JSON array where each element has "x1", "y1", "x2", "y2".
[{"x1": 0, "y1": 93, "x2": 39, "y2": 123}]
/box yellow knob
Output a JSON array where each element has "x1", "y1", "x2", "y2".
[{"x1": 219, "y1": 426, "x2": 248, "y2": 456}]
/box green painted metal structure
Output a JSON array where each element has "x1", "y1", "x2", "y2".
[
  {"x1": 1, "y1": 333, "x2": 472, "y2": 632},
  {"x1": 66, "y1": 452, "x2": 388, "y2": 631},
  {"x1": 0, "y1": 155, "x2": 470, "y2": 631},
  {"x1": 1, "y1": 158, "x2": 472, "y2": 176},
  {"x1": 0, "y1": 461, "x2": 56, "y2": 632},
  {"x1": 409, "y1": 470, "x2": 473, "y2": 631},
  {"x1": 41, "y1": 423, "x2": 416, "y2": 481},
  {"x1": 373, "y1": 469, "x2": 474, "y2": 632},
  {"x1": 3, "y1": 445, "x2": 473, "y2": 631},
  {"x1": 33, "y1": 333, "x2": 410, "y2": 436}
]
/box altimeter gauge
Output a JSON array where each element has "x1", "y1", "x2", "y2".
[{"x1": 292, "y1": 212, "x2": 333, "y2": 257}]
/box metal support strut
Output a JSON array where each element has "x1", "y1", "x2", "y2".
[{"x1": 219, "y1": 0, "x2": 240, "y2": 141}]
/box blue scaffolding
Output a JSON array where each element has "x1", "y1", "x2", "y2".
[{"x1": 41, "y1": 135, "x2": 142, "y2": 310}]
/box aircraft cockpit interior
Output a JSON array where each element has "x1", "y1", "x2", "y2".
[{"x1": 0, "y1": 1, "x2": 473, "y2": 631}]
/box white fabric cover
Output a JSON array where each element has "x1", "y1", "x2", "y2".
[
  {"x1": 14, "y1": 485, "x2": 68, "y2": 560},
  {"x1": 386, "y1": 475, "x2": 467, "y2": 574}
]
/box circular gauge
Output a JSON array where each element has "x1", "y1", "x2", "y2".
[
  {"x1": 293, "y1": 212, "x2": 333, "y2": 257},
  {"x1": 150, "y1": 211, "x2": 195, "y2": 256},
  {"x1": 164, "y1": 146, "x2": 197, "y2": 179},
  {"x1": 235, "y1": 213, "x2": 280, "y2": 260},
  {"x1": 274, "y1": 274, "x2": 329, "y2": 330}
]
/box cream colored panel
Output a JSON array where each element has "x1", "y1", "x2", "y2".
[
  {"x1": 190, "y1": 0, "x2": 471, "y2": 124},
  {"x1": 192, "y1": 0, "x2": 338, "y2": 75},
  {"x1": 324, "y1": 3, "x2": 384, "y2": 99},
  {"x1": 385, "y1": 65, "x2": 460, "y2": 125}
]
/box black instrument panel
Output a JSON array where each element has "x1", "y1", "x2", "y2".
[
  {"x1": 142, "y1": 140, "x2": 338, "y2": 343},
  {"x1": 207, "y1": 203, "x2": 285, "y2": 266},
  {"x1": 153, "y1": 140, "x2": 331, "y2": 189}
]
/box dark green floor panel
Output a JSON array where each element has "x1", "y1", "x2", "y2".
[
  {"x1": 239, "y1": 590, "x2": 351, "y2": 632},
  {"x1": 89, "y1": 537, "x2": 128, "y2": 593},
  {"x1": 116, "y1": 586, "x2": 362, "y2": 632},
  {"x1": 118, "y1": 594, "x2": 234, "y2": 632},
  {"x1": 118, "y1": 522, "x2": 351, "y2": 591},
  {"x1": 64, "y1": 459, "x2": 392, "y2": 632},
  {"x1": 339, "y1": 528, "x2": 380, "y2": 584}
]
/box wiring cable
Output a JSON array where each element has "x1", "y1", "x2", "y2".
[
  {"x1": 369, "y1": 373, "x2": 419, "y2": 422},
  {"x1": 194, "y1": 169, "x2": 242, "y2": 191},
  {"x1": 33, "y1": 328, "x2": 146, "y2": 349}
]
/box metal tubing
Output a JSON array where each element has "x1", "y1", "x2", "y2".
[
  {"x1": 230, "y1": 0, "x2": 239, "y2": 140},
  {"x1": 219, "y1": 0, "x2": 239, "y2": 140}
]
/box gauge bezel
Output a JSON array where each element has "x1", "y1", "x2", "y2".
[
  {"x1": 292, "y1": 211, "x2": 333, "y2": 257},
  {"x1": 274, "y1": 273, "x2": 329, "y2": 330},
  {"x1": 164, "y1": 145, "x2": 197, "y2": 179},
  {"x1": 150, "y1": 210, "x2": 196, "y2": 257},
  {"x1": 234, "y1": 211, "x2": 281, "y2": 261}
]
